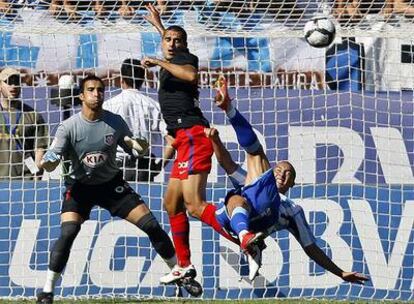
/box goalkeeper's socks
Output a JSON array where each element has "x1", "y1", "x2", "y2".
[
  {"x1": 169, "y1": 212, "x2": 191, "y2": 267},
  {"x1": 226, "y1": 106, "x2": 261, "y2": 154},
  {"x1": 163, "y1": 256, "x2": 178, "y2": 270},
  {"x1": 43, "y1": 269, "x2": 60, "y2": 293}
]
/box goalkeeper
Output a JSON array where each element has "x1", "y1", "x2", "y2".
[
  {"x1": 36, "y1": 75, "x2": 202, "y2": 304},
  {"x1": 208, "y1": 76, "x2": 369, "y2": 284}
]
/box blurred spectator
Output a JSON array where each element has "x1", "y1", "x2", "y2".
[
  {"x1": 333, "y1": 0, "x2": 391, "y2": 24},
  {"x1": 387, "y1": 0, "x2": 414, "y2": 17},
  {"x1": 49, "y1": 0, "x2": 94, "y2": 21},
  {"x1": 0, "y1": 0, "x2": 13, "y2": 15},
  {"x1": 251, "y1": 0, "x2": 300, "y2": 23},
  {"x1": 26, "y1": 0, "x2": 50, "y2": 10},
  {"x1": 194, "y1": 0, "x2": 272, "y2": 72},
  {"x1": 0, "y1": 0, "x2": 21, "y2": 20},
  {"x1": 200, "y1": 0, "x2": 299, "y2": 25},
  {"x1": 103, "y1": 58, "x2": 164, "y2": 182},
  {"x1": 94, "y1": 0, "x2": 163, "y2": 20},
  {"x1": 0, "y1": 68, "x2": 48, "y2": 180},
  {"x1": 95, "y1": 0, "x2": 131, "y2": 19}
]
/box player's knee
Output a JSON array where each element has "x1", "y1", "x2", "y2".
[
  {"x1": 227, "y1": 195, "x2": 244, "y2": 208},
  {"x1": 58, "y1": 221, "x2": 81, "y2": 245},
  {"x1": 49, "y1": 221, "x2": 81, "y2": 273},
  {"x1": 227, "y1": 195, "x2": 249, "y2": 214},
  {"x1": 136, "y1": 213, "x2": 159, "y2": 234},
  {"x1": 136, "y1": 213, "x2": 175, "y2": 260},
  {"x1": 163, "y1": 191, "x2": 186, "y2": 215},
  {"x1": 185, "y1": 203, "x2": 203, "y2": 218},
  {"x1": 215, "y1": 202, "x2": 230, "y2": 228}
]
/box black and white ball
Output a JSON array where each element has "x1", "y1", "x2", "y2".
[{"x1": 304, "y1": 17, "x2": 336, "y2": 48}]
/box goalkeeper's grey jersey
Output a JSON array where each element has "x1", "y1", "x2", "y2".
[{"x1": 50, "y1": 110, "x2": 133, "y2": 185}]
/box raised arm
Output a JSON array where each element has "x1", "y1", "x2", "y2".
[
  {"x1": 144, "y1": 3, "x2": 166, "y2": 36},
  {"x1": 282, "y1": 200, "x2": 368, "y2": 285},
  {"x1": 303, "y1": 243, "x2": 369, "y2": 284}
]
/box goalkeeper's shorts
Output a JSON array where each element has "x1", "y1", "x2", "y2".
[{"x1": 62, "y1": 172, "x2": 145, "y2": 220}]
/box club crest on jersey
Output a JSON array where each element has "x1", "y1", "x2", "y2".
[
  {"x1": 104, "y1": 134, "x2": 114, "y2": 146},
  {"x1": 83, "y1": 152, "x2": 108, "y2": 168}
]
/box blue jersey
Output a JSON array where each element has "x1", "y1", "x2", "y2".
[
  {"x1": 220, "y1": 165, "x2": 316, "y2": 247},
  {"x1": 266, "y1": 193, "x2": 316, "y2": 247},
  {"x1": 241, "y1": 169, "x2": 281, "y2": 232}
]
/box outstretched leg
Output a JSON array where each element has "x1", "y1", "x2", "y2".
[
  {"x1": 215, "y1": 76, "x2": 262, "y2": 154},
  {"x1": 214, "y1": 76, "x2": 271, "y2": 184},
  {"x1": 213, "y1": 77, "x2": 269, "y2": 280}
]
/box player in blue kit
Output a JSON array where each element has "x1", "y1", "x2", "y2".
[{"x1": 209, "y1": 76, "x2": 369, "y2": 283}]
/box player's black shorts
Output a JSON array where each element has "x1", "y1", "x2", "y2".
[{"x1": 62, "y1": 172, "x2": 145, "y2": 220}]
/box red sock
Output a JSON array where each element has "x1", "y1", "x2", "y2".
[
  {"x1": 169, "y1": 212, "x2": 191, "y2": 267},
  {"x1": 200, "y1": 203, "x2": 240, "y2": 245}
]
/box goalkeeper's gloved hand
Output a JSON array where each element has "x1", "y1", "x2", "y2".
[
  {"x1": 149, "y1": 158, "x2": 163, "y2": 180},
  {"x1": 124, "y1": 136, "x2": 149, "y2": 158},
  {"x1": 40, "y1": 151, "x2": 61, "y2": 172}
]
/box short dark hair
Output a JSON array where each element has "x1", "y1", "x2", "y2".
[
  {"x1": 79, "y1": 75, "x2": 105, "y2": 93},
  {"x1": 165, "y1": 25, "x2": 188, "y2": 44},
  {"x1": 121, "y1": 58, "x2": 144, "y2": 89}
]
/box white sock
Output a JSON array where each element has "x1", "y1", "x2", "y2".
[
  {"x1": 238, "y1": 230, "x2": 249, "y2": 241},
  {"x1": 43, "y1": 269, "x2": 60, "y2": 293},
  {"x1": 164, "y1": 255, "x2": 177, "y2": 269},
  {"x1": 226, "y1": 103, "x2": 236, "y2": 119}
]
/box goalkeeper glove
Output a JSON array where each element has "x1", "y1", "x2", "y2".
[
  {"x1": 40, "y1": 151, "x2": 61, "y2": 172},
  {"x1": 124, "y1": 136, "x2": 149, "y2": 157}
]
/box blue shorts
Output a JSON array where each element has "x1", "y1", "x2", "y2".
[{"x1": 220, "y1": 169, "x2": 281, "y2": 233}]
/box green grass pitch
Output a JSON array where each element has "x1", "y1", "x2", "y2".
[{"x1": 0, "y1": 299, "x2": 405, "y2": 304}]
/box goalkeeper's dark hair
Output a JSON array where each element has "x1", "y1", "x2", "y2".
[
  {"x1": 79, "y1": 75, "x2": 105, "y2": 93},
  {"x1": 121, "y1": 58, "x2": 144, "y2": 90}
]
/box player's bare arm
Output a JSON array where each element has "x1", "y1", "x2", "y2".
[
  {"x1": 162, "y1": 134, "x2": 176, "y2": 163},
  {"x1": 204, "y1": 127, "x2": 239, "y2": 175},
  {"x1": 141, "y1": 57, "x2": 198, "y2": 84},
  {"x1": 144, "y1": 3, "x2": 166, "y2": 36},
  {"x1": 303, "y1": 243, "x2": 369, "y2": 284}
]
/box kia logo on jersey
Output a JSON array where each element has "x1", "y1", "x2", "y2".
[{"x1": 82, "y1": 152, "x2": 108, "y2": 168}]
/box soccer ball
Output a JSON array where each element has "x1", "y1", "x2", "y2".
[{"x1": 304, "y1": 17, "x2": 336, "y2": 48}]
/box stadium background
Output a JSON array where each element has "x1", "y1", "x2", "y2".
[{"x1": 0, "y1": 0, "x2": 413, "y2": 301}]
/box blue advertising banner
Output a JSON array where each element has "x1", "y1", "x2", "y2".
[{"x1": 0, "y1": 183, "x2": 413, "y2": 300}]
